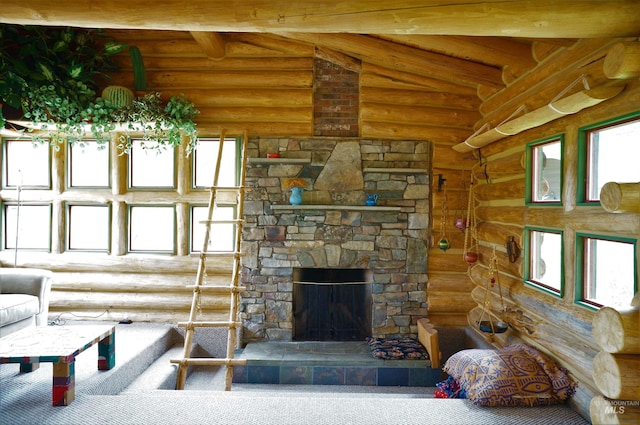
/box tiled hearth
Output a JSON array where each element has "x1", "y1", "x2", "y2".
[
  {"x1": 232, "y1": 341, "x2": 441, "y2": 387},
  {"x1": 240, "y1": 137, "x2": 431, "y2": 344}
]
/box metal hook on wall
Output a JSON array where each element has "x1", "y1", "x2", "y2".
[{"x1": 436, "y1": 174, "x2": 447, "y2": 192}]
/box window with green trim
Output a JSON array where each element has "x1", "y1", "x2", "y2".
[
  {"x1": 525, "y1": 136, "x2": 563, "y2": 205},
  {"x1": 524, "y1": 227, "x2": 563, "y2": 296},
  {"x1": 576, "y1": 234, "x2": 637, "y2": 309},
  {"x1": 578, "y1": 112, "x2": 640, "y2": 204}
]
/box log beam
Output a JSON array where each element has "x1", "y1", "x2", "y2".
[
  {"x1": 592, "y1": 351, "x2": 640, "y2": 400},
  {"x1": 600, "y1": 182, "x2": 640, "y2": 213},
  {"x1": 190, "y1": 31, "x2": 226, "y2": 59},
  {"x1": 592, "y1": 306, "x2": 640, "y2": 354},
  {"x1": 590, "y1": 394, "x2": 640, "y2": 425},
  {"x1": 280, "y1": 33, "x2": 504, "y2": 88},
  {"x1": 2, "y1": 1, "x2": 639, "y2": 38},
  {"x1": 455, "y1": 84, "x2": 626, "y2": 152},
  {"x1": 604, "y1": 41, "x2": 640, "y2": 80},
  {"x1": 314, "y1": 46, "x2": 361, "y2": 73}
]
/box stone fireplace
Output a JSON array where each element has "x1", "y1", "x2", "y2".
[{"x1": 240, "y1": 137, "x2": 430, "y2": 344}]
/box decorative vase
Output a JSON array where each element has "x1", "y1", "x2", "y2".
[
  {"x1": 289, "y1": 187, "x2": 304, "y2": 205},
  {"x1": 365, "y1": 193, "x2": 379, "y2": 206}
]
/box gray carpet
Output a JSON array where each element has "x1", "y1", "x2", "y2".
[{"x1": 0, "y1": 322, "x2": 590, "y2": 425}]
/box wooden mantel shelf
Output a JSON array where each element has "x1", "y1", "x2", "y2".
[
  {"x1": 363, "y1": 167, "x2": 429, "y2": 174},
  {"x1": 270, "y1": 204, "x2": 401, "y2": 212},
  {"x1": 248, "y1": 158, "x2": 311, "y2": 164}
]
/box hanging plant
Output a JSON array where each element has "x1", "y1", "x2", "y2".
[
  {"x1": 112, "y1": 92, "x2": 199, "y2": 154},
  {"x1": 0, "y1": 24, "x2": 127, "y2": 147},
  {"x1": 0, "y1": 25, "x2": 200, "y2": 154}
]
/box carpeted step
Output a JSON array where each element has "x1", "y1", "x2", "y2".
[
  {"x1": 123, "y1": 342, "x2": 219, "y2": 392},
  {"x1": 81, "y1": 322, "x2": 178, "y2": 395},
  {"x1": 121, "y1": 343, "x2": 184, "y2": 393}
]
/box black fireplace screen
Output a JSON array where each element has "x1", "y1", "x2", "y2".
[{"x1": 293, "y1": 268, "x2": 372, "y2": 341}]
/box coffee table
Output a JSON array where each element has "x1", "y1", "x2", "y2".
[{"x1": 0, "y1": 325, "x2": 115, "y2": 406}]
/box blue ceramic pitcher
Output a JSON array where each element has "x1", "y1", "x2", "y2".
[
  {"x1": 289, "y1": 187, "x2": 304, "y2": 205},
  {"x1": 365, "y1": 193, "x2": 379, "y2": 206}
]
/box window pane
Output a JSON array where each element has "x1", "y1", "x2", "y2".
[
  {"x1": 583, "y1": 237, "x2": 635, "y2": 308},
  {"x1": 69, "y1": 140, "x2": 110, "y2": 187},
  {"x1": 531, "y1": 140, "x2": 562, "y2": 203},
  {"x1": 4, "y1": 140, "x2": 50, "y2": 188},
  {"x1": 193, "y1": 138, "x2": 237, "y2": 188},
  {"x1": 129, "y1": 140, "x2": 175, "y2": 188},
  {"x1": 3, "y1": 203, "x2": 51, "y2": 249},
  {"x1": 191, "y1": 205, "x2": 236, "y2": 252},
  {"x1": 129, "y1": 206, "x2": 175, "y2": 252},
  {"x1": 586, "y1": 118, "x2": 640, "y2": 201},
  {"x1": 528, "y1": 230, "x2": 562, "y2": 294},
  {"x1": 68, "y1": 205, "x2": 110, "y2": 251}
]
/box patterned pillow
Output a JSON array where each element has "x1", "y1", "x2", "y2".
[
  {"x1": 366, "y1": 337, "x2": 428, "y2": 360},
  {"x1": 443, "y1": 344, "x2": 577, "y2": 407}
]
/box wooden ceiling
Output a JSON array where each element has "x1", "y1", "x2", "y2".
[{"x1": 2, "y1": 1, "x2": 638, "y2": 139}]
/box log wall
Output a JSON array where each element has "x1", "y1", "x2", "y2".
[
  {"x1": 467, "y1": 60, "x2": 640, "y2": 420},
  {"x1": 1, "y1": 28, "x2": 638, "y2": 421}
]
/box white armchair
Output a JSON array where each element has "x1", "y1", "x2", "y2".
[{"x1": 0, "y1": 268, "x2": 53, "y2": 337}]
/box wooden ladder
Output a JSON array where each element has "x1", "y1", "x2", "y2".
[{"x1": 171, "y1": 131, "x2": 248, "y2": 391}]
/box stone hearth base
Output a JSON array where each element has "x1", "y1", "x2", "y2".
[{"x1": 232, "y1": 341, "x2": 442, "y2": 387}]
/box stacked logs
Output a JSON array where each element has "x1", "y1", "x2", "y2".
[{"x1": 589, "y1": 294, "x2": 640, "y2": 425}]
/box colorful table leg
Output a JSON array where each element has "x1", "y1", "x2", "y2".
[
  {"x1": 52, "y1": 358, "x2": 75, "y2": 406},
  {"x1": 19, "y1": 358, "x2": 40, "y2": 373},
  {"x1": 98, "y1": 330, "x2": 115, "y2": 370}
]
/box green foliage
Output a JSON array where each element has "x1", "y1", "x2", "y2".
[
  {"x1": 0, "y1": 24, "x2": 126, "y2": 147},
  {"x1": 0, "y1": 24, "x2": 199, "y2": 154},
  {"x1": 114, "y1": 92, "x2": 199, "y2": 154}
]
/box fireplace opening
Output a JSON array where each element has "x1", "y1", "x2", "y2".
[{"x1": 293, "y1": 268, "x2": 372, "y2": 341}]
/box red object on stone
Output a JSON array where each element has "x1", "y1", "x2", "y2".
[{"x1": 266, "y1": 153, "x2": 280, "y2": 158}]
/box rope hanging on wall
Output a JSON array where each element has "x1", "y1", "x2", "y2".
[
  {"x1": 462, "y1": 176, "x2": 478, "y2": 266},
  {"x1": 477, "y1": 246, "x2": 508, "y2": 335}
]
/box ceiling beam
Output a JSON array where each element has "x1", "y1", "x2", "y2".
[
  {"x1": 376, "y1": 35, "x2": 537, "y2": 70},
  {"x1": 190, "y1": 31, "x2": 226, "y2": 59},
  {"x1": 278, "y1": 33, "x2": 504, "y2": 88},
  {"x1": 314, "y1": 47, "x2": 362, "y2": 73},
  {"x1": 2, "y1": 1, "x2": 639, "y2": 38}
]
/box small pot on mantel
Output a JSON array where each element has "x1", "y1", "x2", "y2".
[{"x1": 289, "y1": 187, "x2": 304, "y2": 205}]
